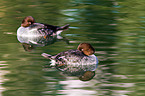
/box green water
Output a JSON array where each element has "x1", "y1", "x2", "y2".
[{"x1": 0, "y1": 0, "x2": 145, "y2": 96}]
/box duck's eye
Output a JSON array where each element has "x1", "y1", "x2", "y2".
[{"x1": 81, "y1": 49, "x2": 84, "y2": 51}]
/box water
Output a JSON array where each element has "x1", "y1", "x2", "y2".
[{"x1": 0, "y1": 0, "x2": 145, "y2": 96}]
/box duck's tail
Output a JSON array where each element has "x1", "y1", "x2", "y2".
[
  {"x1": 56, "y1": 24, "x2": 70, "y2": 35},
  {"x1": 59, "y1": 24, "x2": 70, "y2": 30},
  {"x1": 41, "y1": 53, "x2": 53, "y2": 60}
]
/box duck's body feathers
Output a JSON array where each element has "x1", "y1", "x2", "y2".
[
  {"x1": 17, "y1": 23, "x2": 68, "y2": 37},
  {"x1": 42, "y1": 49, "x2": 98, "y2": 73}
]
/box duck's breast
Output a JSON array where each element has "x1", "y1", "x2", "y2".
[
  {"x1": 17, "y1": 26, "x2": 45, "y2": 44},
  {"x1": 81, "y1": 54, "x2": 98, "y2": 71},
  {"x1": 17, "y1": 27, "x2": 41, "y2": 36}
]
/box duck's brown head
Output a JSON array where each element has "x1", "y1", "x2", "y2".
[
  {"x1": 21, "y1": 16, "x2": 35, "y2": 27},
  {"x1": 77, "y1": 43, "x2": 95, "y2": 56}
]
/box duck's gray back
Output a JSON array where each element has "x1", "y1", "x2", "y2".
[{"x1": 55, "y1": 49, "x2": 98, "y2": 74}]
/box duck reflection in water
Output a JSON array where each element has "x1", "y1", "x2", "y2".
[
  {"x1": 17, "y1": 16, "x2": 69, "y2": 51},
  {"x1": 42, "y1": 43, "x2": 99, "y2": 81}
]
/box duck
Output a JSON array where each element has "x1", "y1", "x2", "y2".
[
  {"x1": 41, "y1": 43, "x2": 98, "y2": 81},
  {"x1": 17, "y1": 16, "x2": 70, "y2": 38}
]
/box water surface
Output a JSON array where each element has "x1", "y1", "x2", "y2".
[{"x1": 0, "y1": 0, "x2": 145, "y2": 96}]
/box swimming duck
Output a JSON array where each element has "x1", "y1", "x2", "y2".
[
  {"x1": 41, "y1": 43, "x2": 98, "y2": 81},
  {"x1": 17, "y1": 16, "x2": 69, "y2": 38}
]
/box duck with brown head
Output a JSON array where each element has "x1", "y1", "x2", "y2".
[
  {"x1": 41, "y1": 43, "x2": 98, "y2": 81},
  {"x1": 17, "y1": 16, "x2": 70, "y2": 49},
  {"x1": 17, "y1": 16, "x2": 69, "y2": 37}
]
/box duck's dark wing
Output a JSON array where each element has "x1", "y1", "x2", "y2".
[
  {"x1": 42, "y1": 23, "x2": 59, "y2": 32},
  {"x1": 42, "y1": 23, "x2": 70, "y2": 32}
]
